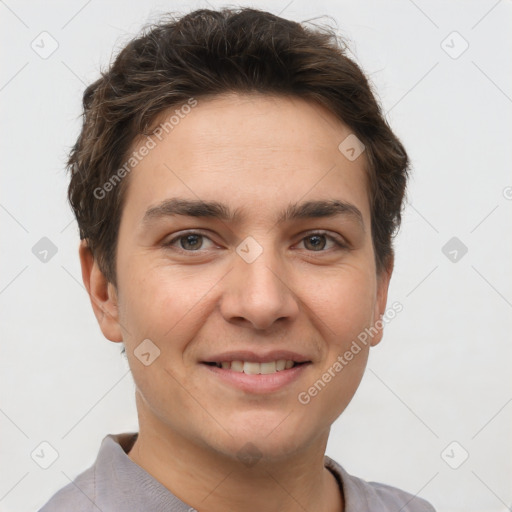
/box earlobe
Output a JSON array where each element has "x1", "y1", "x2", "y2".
[
  {"x1": 370, "y1": 256, "x2": 394, "y2": 347},
  {"x1": 78, "y1": 240, "x2": 123, "y2": 343}
]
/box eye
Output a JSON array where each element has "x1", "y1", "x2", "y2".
[
  {"x1": 163, "y1": 231, "x2": 216, "y2": 251},
  {"x1": 297, "y1": 232, "x2": 347, "y2": 252},
  {"x1": 162, "y1": 230, "x2": 348, "y2": 254}
]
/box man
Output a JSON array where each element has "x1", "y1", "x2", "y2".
[{"x1": 39, "y1": 7, "x2": 435, "y2": 511}]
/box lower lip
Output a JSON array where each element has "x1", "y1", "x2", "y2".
[{"x1": 201, "y1": 363, "x2": 311, "y2": 394}]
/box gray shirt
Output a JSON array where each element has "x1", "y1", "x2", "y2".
[{"x1": 38, "y1": 433, "x2": 435, "y2": 511}]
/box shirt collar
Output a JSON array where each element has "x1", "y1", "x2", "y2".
[
  {"x1": 93, "y1": 433, "x2": 193, "y2": 511},
  {"x1": 95, "y1": 432, "x2": 351, "y2": 511}
]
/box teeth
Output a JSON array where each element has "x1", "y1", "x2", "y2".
[
  {"x1": 213, "y1": 360, "x2": 298, "y2": 374},
  {"x1": 260, "y1": 361, "x2": 276, "y2": 374},
  {"x1": 231, "y1": 360, "x2": 244, "y2": 372},
  {"x1": 243, "y1": 362, "x2": 260, "y2": 375}
]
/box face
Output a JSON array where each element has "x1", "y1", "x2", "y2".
[{"x1": 86, "y1": 93, "x2": 391, "y2": 462}]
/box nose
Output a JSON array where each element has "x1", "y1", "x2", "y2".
[{"x1": 219, "y1": 243, "x2": 300, "y2": 331}]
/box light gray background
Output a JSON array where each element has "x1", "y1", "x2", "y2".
[{"x1": 1, "y1": 1, "x2": 511, "y2": 511}]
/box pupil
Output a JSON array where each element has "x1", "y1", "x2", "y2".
[
  {"x1": 182, "y1": 234, "x2": 201, "y2": 250},
  {"x1": 307, "y1": 235, "x2": 325, "y2": 250}
]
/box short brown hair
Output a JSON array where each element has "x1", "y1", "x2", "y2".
[{"x1": 68, "y1": 7, "x2": 409, "y2": 287}]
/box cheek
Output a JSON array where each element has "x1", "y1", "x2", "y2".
[
  {"x1": 305, "y1": 266, "x2": 377, "y2": 348},
  {"x1": 119, "y1": 256, "x2": 182, "y2": 327},
  {"x1": 297, "y1": 275, "x2": 374, "y2": 426},
  {"x1": 117, "y1": 260, "x2": 219, "y2": 361}
]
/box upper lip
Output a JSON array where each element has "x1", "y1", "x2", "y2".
[{"x1": 201, "y1": 350, "x2": 311, "y2": 364}]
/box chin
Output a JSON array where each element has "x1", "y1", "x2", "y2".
[{"x1": 206, "y1": 411, "x2": 316, "y2": 462}]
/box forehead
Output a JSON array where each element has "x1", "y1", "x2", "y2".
[
  {"x1": 122, "y1": 93, "x2": 371, "y2": 224},
  {"x1": 145, "y1": 93, "x2": 358, "y2": 163}
]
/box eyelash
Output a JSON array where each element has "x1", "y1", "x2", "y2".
[{"x1": 162, "y1": 230, "x2": 349, "y2": 254}]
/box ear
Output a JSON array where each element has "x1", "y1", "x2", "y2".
[
  {"x1": 79, "y1": 240, "x2": 123, "y2": 343},
  {"x1": 370, "y1": 255, "x2": 394, "y2": 347}
]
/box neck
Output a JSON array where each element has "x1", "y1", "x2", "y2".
[{"x1": 127, "y1": 408, "x2": 343, "y2": 511}]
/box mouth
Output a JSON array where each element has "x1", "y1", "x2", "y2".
[
  {"x1": 200, "y1": 357, "x2": 312, "y2": 394},
  {"x1": 200, "y1": 351, "x2": 312, "y2": 393},
  {"x1": 202, "y1": 360, "x2": 310, "y2": 374}
]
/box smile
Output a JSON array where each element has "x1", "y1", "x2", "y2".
[
  {"x1": 201, "y1": 359, "x2": 311, "y2": 394},
  {"x1": 204, "y1": 360, "x2": 304, "y2": 374}
]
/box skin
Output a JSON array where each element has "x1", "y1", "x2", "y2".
[{"x1": 80, "y1": 93, "x2": 393, "y2": 512}]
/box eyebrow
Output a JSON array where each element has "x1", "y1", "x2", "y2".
[{"x1": 142, "y1": 198, "x2": 365, "y2": 231}]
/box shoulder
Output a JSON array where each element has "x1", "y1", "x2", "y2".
[
  {"x1": 37, "y1": 465, "x2": 96, "y2": 512},
  {"x1": 325, "y1": 456, "x2": 436, "y2": 512},
  {"x1": 360, "y1": 479, "x2": 436, "y2": 512},
  {"x1": 37, "y1": 432, "x2": 140, "y2": 512}
]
